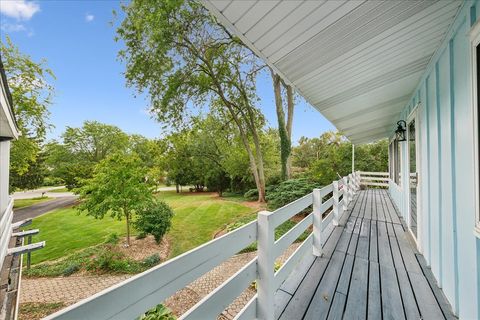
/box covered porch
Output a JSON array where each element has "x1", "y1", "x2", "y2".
[{"x1": 275, "y1": 189, "x2": 453, "y2": 320}]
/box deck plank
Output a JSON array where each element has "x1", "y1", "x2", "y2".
[
  {"x1": 380, "y1": 265, "x2": 406, "y2": 320},
  {"x1": 369, "y1": 220, "x2": 378, "y2": 263},
  {"x1": 377, "y1": 221, "x2": 394, "y2": 267},
  {"x1": 279, "y1": 257, "x2": 330, "y2": 320},
  {"x1": 408, "y1": 271, "x2": 445, "y2": 320},
  {"x1": 367, "y1": 262, "x2": 382, "y2": 320},
  {"x1": 326, "y1": 292, "x2": 346, "y2": 320},
  {"x1": 303, "y1": 251, "x2": 345, "y2": 320},
  {"x1": 336, "y1": 254, "x2": 354, "y2": 295},
  {"x1": 343, "y1": 257, "x2": 369, "y2": 320},
  {"x1": 392, "y1": 224, "x2": 422, "y2": 274}
]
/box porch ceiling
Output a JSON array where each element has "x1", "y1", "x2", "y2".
[{"x1": 203, "y1": 0, "x2": 462, "y2": 144}]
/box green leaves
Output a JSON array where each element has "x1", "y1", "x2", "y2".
[{"x1": 77, "y1": 152, "x2": 155, "y2": 245}]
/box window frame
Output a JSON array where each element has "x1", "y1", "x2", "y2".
[{"x1": 471, "y1": 20, "x2": 480, "y2": 237}]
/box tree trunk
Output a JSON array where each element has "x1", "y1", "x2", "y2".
[
  {"x1": 286, "y1": 84, "x2": 294, "y2": 179},
  {"x1": 125, "y1": 211, "x2": 131, "y2": 246},
  {"x1": 271, "y1": 70, "x2": 293, "y2": 181},
  {"x1": 225, "y1": 104, "x2": 265, "y2": 202},
  {"x1": 176, "y1": 183, "x2": 179, "y2": 193}
]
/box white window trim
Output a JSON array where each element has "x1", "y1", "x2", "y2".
[{"x1": 470, "y1": 21, "x2": 480, "y2": 237}]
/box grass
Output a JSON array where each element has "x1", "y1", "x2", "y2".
[
  {"x1": 27, "y1": 191, "x2": 256, "y2": 265},
  {"x1": 47, "y1": 187, "x2": 69, "y2": 193},
  {"x1": 14, "y1": 197, "x2": 52, "y2": 209},
  {"x1": 157, "y1": 191, "x2": 255, "y2": 257},
  {"x1": 27, "y1": 207, "x2": 128, "y2": 264}
]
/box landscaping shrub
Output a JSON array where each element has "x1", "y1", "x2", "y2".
[
  {"x1": 104, "y1": 233, "x2": 120, "y2": 245},
  {"x1": 142, "y1": 254, "x2": 161, "y2": 268},
  {"x1": 135, "y1": 199, "x2": 174, "y2": 244},
  {"x1": 62, "y1": 262, "x2": 80, "y2": 276},
  {"x1": 243, "y1": 188, "x2": 258, "y2": 201},
  {"x1": 139, "y1": 304, "x2": 176, "y2": 320},
  {"x1": 266, "y1": 178, "x2": 320, "y2": 211}
]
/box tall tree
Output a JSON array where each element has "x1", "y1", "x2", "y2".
[
  {"x1": 45, "y1": 121, "x2": 130, "y2": 189},
  {"x1": 1, "y1": 36, "x2": 55, "y2": 187},
  {"x1": 77, "y1": 153, "x2": 153, "y2": 246},
  {"x1": 271, "y1": 69, "x2": 294, "y2": 180},
  {"x1": 116, "y1": 0, "x2": 269, "y2": 202}
]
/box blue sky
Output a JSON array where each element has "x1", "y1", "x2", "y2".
[{"x1": 0, "y1": 0, "x2": 335, "y2": 144}]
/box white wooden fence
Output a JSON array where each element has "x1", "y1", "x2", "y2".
[
  {"x1": 46, "y1": 172, "x2": 362, "y2": 320},
  {"x1": 0, "y1": 198, "x2": 14, "y2": 271},
  {"x1": 358, "y1": 171, "x2": 389, "y2": 188}
]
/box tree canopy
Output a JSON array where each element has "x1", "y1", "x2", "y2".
[{"x1": 116, "y1": 0, "x2": 269, "y2": 201}]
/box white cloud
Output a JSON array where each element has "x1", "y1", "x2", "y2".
[
  {"x1": 0, "y1": 0, "x2": 40, "y2": 20},
  {"x1": 85, "y1": 13, "x2": 94, "y2": 22},
  {"x1": 0, "y1": 22, "x2": 26, "y2": 32}
]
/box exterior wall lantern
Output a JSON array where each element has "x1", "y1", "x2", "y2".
[{"x1": 395, "y1": 120, "x2": 407, "y2": 142}]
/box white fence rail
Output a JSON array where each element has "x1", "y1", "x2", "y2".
[
  {"x1": 358, "y1": 171, "x2": 389, "y2": 188},
  {"x1": 47, "y1": 172, "x2": 362, "y2": 320}
]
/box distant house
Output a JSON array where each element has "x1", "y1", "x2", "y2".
[{"x1": 46, "y1": 1, "x2": 480, "y2": 319}]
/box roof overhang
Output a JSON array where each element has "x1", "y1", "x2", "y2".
[
  {"x1": 203, "y1": 0, "x2": 462, "y2": 144},
  {"x1": 0, "y1": 59, "x2": 20, "y2": 140}
]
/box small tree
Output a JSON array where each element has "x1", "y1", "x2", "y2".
[
  {"x1": 77, "y1": 153, "x2": 153, "y2": 246},
  {"x1": 135, "y1": 199, "x2": 174, "y2": 244}
]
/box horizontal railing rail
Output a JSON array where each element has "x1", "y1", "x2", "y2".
[
  {"x1": 47, "y1": 172, "x2": 362, "y2": 320},
  {"x1": 359, "y1": 171, "x2": 389, "y2": 188}
]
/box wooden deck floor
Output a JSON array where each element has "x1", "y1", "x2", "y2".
[{"x1": 275, "y1": 189, "x2": 455, "y2": 320}]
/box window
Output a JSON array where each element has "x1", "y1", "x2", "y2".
[
  {"x1": 394, "y1": 138, "x2": 402, "y2": 186},
  {"x1": 389, "y1": 138, "x2": 402, "y2": 186},
  {"x1": 471, "y1": 21, "x2": 480, "y2": 236}
]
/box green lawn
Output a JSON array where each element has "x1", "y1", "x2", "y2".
[
  {"x1": 14, "y1": 197, "x2": 52, "y2": 209},
  {"x1": 28, "y1": 207, "x2": 127, "y2": 264},
  {"x1": 47, "y1": 187, "x2": 69, "y2": 193},
  {"x1": 28, "y1": 191, "x2": 256, "y2": 264},
  {"x1": 158, "y1": 192, "x2": 255, "y2": 257}
]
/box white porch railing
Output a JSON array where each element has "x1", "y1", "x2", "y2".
[
  {"x1": 46, "y1": 172, "x2": 362, "y2": 320},
  {"x1": 358, "y1": 171, "x2": 389, "y2": 188}
]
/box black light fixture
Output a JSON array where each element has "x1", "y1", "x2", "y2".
[{"x1": 395, "y1": 120, "x2": 407, "y2": 142}]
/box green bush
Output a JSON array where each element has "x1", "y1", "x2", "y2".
[
  {"x1": 243, "y1": 188, "x2": 258, "y2": 201},
  {"x1": 266, "y1": 178, "x2": 320, "y2": 211},
  {"x1": 139, "y1": 304, "x2": 176, "y2": 320},
  {"x1": 142, "y1": 254, "x2": 161, "y2": 268},
  {"x1": 135, "y1": 199, "x2": 174, "y2": 244},
  {"x1": 62, "y1": 263, "x2": 80, "y2": 276},
  {"x1": 104, "y1": 233, "x2": 120, "y2": 245}
]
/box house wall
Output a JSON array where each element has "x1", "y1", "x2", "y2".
[
  {"x1": 0, "y1": 140, "x2": 12, "y2": 271},
  {"x1": 389, "y1": 1, "x2": 480, "y2": 318}
]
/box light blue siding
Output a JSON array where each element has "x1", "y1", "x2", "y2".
[{"x1": 389, "y1": 1, "x2": 480, "y2": 318}]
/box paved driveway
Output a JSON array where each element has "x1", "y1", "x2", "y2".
[{"x1": 13, "y1": 196, "x2": 78, "y2": 223}]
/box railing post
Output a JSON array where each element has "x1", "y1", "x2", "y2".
[
  {"x1": 342, "y1": 176, "x2": 348, "y2": 211},
  {"x1": 312, "y1": 189, "x2": 323, "y2": 257},
  {"x1": 348, "y1": 173, "x2": 354, "y2": 199},
  {"x1": 333, "y1": 181, "x2": 340, "y2": 226},
  {"x1": 257, "y1": 210, "x2": 275, "y2": 320},
  {"x1": 357, "y1": 171, "x2": 362, "y2": 188}
]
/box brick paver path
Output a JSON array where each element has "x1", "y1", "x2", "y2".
[{"x1": 20, "y1": 243, "x2": 300, "y2": 319}]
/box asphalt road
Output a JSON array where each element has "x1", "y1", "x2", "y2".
[{"x1": 13, "y1": 196, "x2": 78, "y2": 223}]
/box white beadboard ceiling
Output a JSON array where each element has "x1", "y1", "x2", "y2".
[{"x1": 203, "y1": 0, "x2": 461, "y2": 144}]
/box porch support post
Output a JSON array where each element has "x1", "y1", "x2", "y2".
[
  {"x1": 312, "y1": 188, "x2": 323, "y2": 256},
  {"x1": 343, "y1": 176, "x2": 349, "y2": 211},
  {"x1": 257, "y1": 210, "x2": 275, "y2": 320},
  {"x1": 333, "y1": 181, "x2": 340, "y2": 226}
]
